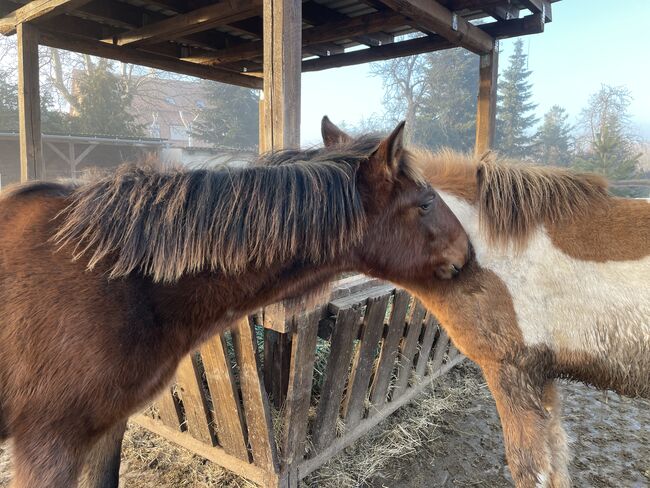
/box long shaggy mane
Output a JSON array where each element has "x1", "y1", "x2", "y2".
[
  {"x1": 52, "y1": 139, "x2": 388, "y2": 283},
  {"x1": 417, "y1": 149, "x2": 610, "y2": 247}
]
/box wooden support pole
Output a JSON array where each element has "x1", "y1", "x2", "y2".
[
  {"x1": 17, "y1": 22, "x2": 43, "y2": 182},
  {"x1": 475, "y1": 45, "x2": 498, "y2": 156},
  {"x1": 262, "y1": 0, "x2": 302, "y2": 150}
]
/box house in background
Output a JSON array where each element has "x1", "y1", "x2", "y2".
[{"x1": 130, "y1": 78, "x2": 211, "y2": 148}]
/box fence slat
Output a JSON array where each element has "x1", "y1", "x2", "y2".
[
  {"x1": 281, "y1": 310, "x2": 320, "y2": 466},
  {"x1": 392, "y1": 302, "x2": 427, "y2": 399},
  {"x1": 311, "y1": 305, "x2": 362, "y2": 452},
  {"x1": 342, "y1": 293, "x2": 391, "y2": 429},
  {"x1": 200, "y1": 333, "x2": 250, "y2": 461},
  {"x1": 369, "y1": 290, "x2": 410, "y2": 409},
  {"x1": 430, "y1": 328, "x2": 449, "y2": 373},
  {"x1": 176, "y1": 353, "x2": 214, "y2": 444},
  {"x1": 232, "y1": 316, "x2": 279, "y2": 472},
  {"x1": 154, "y1": 383, "x2": 182, "y2": 430},
  {"x1": 415, "y1": 314, "x2": 439, "y2": 379}
]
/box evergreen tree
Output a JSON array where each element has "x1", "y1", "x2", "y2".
[
  {"x1": 495, "y1": 39, "x2": 538, "y2": 158},
  {"x1": 413, "y1": 48, "x2": 478, "y2": 152},
  {"x1": 534, "y1": 105, "x2": 573, "y2": 166},
  {"x1": 573, "y1": 85, "x2": 641, "y2": 196},
  {"x1": 192, "y1": 82, "x2": 259, "y2": 149},
  {"x1": 0, "y1": 68, "x2": 18, "y2": 131},
  {"x1": 70, "y1": 60, "x2": 143, "y2": 137}
]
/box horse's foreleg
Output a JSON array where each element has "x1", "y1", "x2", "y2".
[
  {"x1": 10, "y1": 432, "x2": 86, "y2": 488},
  {"x1": 80, "y1": 419, "x2": 127, "y2": 488},
  {"x1": 542, "y1": 382, "x2": 570, "y2": 488},
  {"x1": 482, "y1": 363, "x2": 554, "y2": 488}
]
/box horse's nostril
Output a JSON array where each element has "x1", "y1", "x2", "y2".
[{"x1": 451, "y1": 264, "x2": 460, "y2": 276}]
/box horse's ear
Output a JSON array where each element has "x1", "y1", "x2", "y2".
[
  {"x1": 367, "y1": 121, "x2": 406, "y2": 180},
  {"x1": 321, "y1": 116, "x2": 352, "y2": 147}
]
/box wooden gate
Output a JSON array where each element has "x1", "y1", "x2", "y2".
[{"x1": 134, "y1": 276, "x2": 463, "y2": 487}]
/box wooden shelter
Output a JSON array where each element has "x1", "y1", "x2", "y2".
[{"x1": 0, "y1": 1, "x2": 559, "y2": 486}]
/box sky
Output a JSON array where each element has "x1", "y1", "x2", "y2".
[{"x1": 299, "y1": 0, "x2": 650, "y2": 145}]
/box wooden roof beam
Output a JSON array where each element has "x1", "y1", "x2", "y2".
[
  {"x1": 377, "y1": 0, "x2": 494, "y2": 54},
  {"x1": 519, "y1": 0, "x2": 551, "y2": 21},
  {"x1": 0, "y1": 0, "x2": 91, "y2": 35},
  {"x1": 38, "y1": 28, "x2": 262, "y2": 89},
  {"x1": 109, "y1": 0, "x2": 261, "y2": 47},
  {"x1": 185, "y1": 10, "x2": 406, "y2": 66},
  {"x1": 302, "y1": 0, "x2": 391, "y2": 48},
  {"x1": 300, "y1": 13, "x2": 542, "y2": 73}
]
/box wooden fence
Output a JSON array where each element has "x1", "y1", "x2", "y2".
[{"x1": 134, "y1": 276, "x2": 463, "y2": 487}]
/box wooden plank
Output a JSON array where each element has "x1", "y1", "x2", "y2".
[
  {"x1": 188, "y1": 10, "x2": 405, "y2": 65},
  {"x1": 200, "y1": 334, "x2": 250, "y2": 461},
  {"x1": 263, "y1": 0, "x2": 302, "y2": 150},
  {"x1": 311, "y1": 306, "x2": 362, "y2": 452},
  {"x1": 298, "y1": 354, "x2": 466, "y2": 480},
  {"x1": 520, "y1": 0, "x2": 552, "y2": 21},
  {"x1": 342, "y1": 294, "x2": 391, "y2": 428},
  {"x1": 263, "y1": 329, "x2": 291, "y2": 408},
  {"x1": 281, "y1": 310, "x2": 320, "y2": 466},
  {"x1": 176, "y1": 353, "x2": 214, "y2": 445},
  {"x1": 378, "y1": 0, "x2": 494, "y2": 54},
  {"x1": 328, "y1": 284, "x2": 396, "y2": 315},
  {"x1": 110, "y1": 0, "x2": 262, "y2": 46},
  {"x1": 17, "y1": 22, "x2": 43, "y2": 182},
  {"x1": 481, "y1": 13, "x2": 544, "y2": 39},
  {"x1": 155, "y1": 384, "x2": 182, "y2": 430},
  {"x1": 368, "y1": 289, "x2": 410, "y2": 409},
  {"x1": 37, "y1": 28, "x2": 262, "y2": 89},
  {"x1": 414, "y1": 314, "x2": 439, "y2": 378},
  {"x1": 392, "y1": 302, "x2": 427, "y2": 398},
  {"x1": 132, "y1": 414, "x2": 268, "y2": 487},
  {"x1": 0, "y1": 0, "x2": 91, "y2": 35},
  {"x1": 430, "y1": 327, "x2": 449, "y2": 373},
  {"x1": 232, "y1": 317, "x2": 279, "y2": 472}
]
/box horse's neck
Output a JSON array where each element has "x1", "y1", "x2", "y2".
[{"x1": 150, "y1": 258, "x2": 348, "y2": 350}]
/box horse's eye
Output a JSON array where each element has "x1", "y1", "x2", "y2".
[{"x1": 419, "y1": 200, "x2": 433, "y2": 212}]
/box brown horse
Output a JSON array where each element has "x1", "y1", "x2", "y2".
[
  {"x1": 0, "y1": 119, "x2": 469, "y2": 487},
  {"x1": 407, "y1": 149, "x2": 648, "y2": 487}
]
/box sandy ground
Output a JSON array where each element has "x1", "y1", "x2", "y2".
[{"x1": 1, "y1": 363, "x2": 648, "y2": 487}]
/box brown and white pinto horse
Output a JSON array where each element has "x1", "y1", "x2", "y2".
[
  {"x1": 324, "y1": 125, "x2": 648, "y2": 487},
  {"x1": 414, "y1": 150, "x2": 650, "y2": 487}
]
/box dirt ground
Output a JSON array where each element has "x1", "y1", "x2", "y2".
[{"x1": 1, "y1": 362, "x2": 648, "y2": 487}]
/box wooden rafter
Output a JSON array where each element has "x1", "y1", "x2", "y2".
[
  {"x1": 186, "y1": 10, "x2": 406, "y2": 66},
  {"x1": 297, "y1": 13, "x2": 541, "y2": 72},
  {"x1": 38, "y1": 28, "x2": 262, "y2": 88},
  {"x1": 377, "y1": 0, "x2": 494, "y2": 53},
  {"x1": 519, "y1": 0, "x2": 552, "y2": 21},
  {"x1": 0, "y1": 0, "x2": 90, "y2": 35},
  {"x1": 109, "y1": 0, "x2": 262, "y2": 47}
]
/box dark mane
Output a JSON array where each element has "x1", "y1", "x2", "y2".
[
  {"x1": 417, "y1": 149, "x2": 610, "y2": 248},
  {"x1": 54, "y1": 141, "x2": 378, "y2": 283}
]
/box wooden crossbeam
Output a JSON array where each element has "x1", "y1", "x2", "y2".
[
  {"x1": 38, "y1": 28, "x2": 262, "y2": 88},
  {"x1": 299, "y1": 13, "x2": 543, "y2": 73},
  {"x1": 377, "y1": 0, "x2": 494, "y2": 54},
  {"x1": 0, "y1": 0, "x2": 91, "y2": 35},
  {"x1": 302, "y1": 0, "x2": 390, "y2": 48},
  {"x1": 519, "y1": 0, "x2": 552, "y2": 21},
  {"x1": 109, "y1": 0, "x2": 262, "y2": 47},
  {"x1": 186, "y1": 10, "x2": 405, "y2": 66}
]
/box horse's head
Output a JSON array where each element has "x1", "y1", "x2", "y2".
[{"x1": 321, "y1": 117, "x2": 469, "y2": 284}]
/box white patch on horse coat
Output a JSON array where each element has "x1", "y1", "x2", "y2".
[{"x1": 438, "y1": 192, "x2": 650, "y2": 356}]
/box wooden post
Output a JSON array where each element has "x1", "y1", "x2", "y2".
[
  {"x1": 262, "y1": 0, "x2": 301, "y2": 150},
  {"x1": 474, "y1": 44, "x2": 498, "y2": 156},
  {"x1": 17, "y1": 22, "x2": 43, "y2": 181}
]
